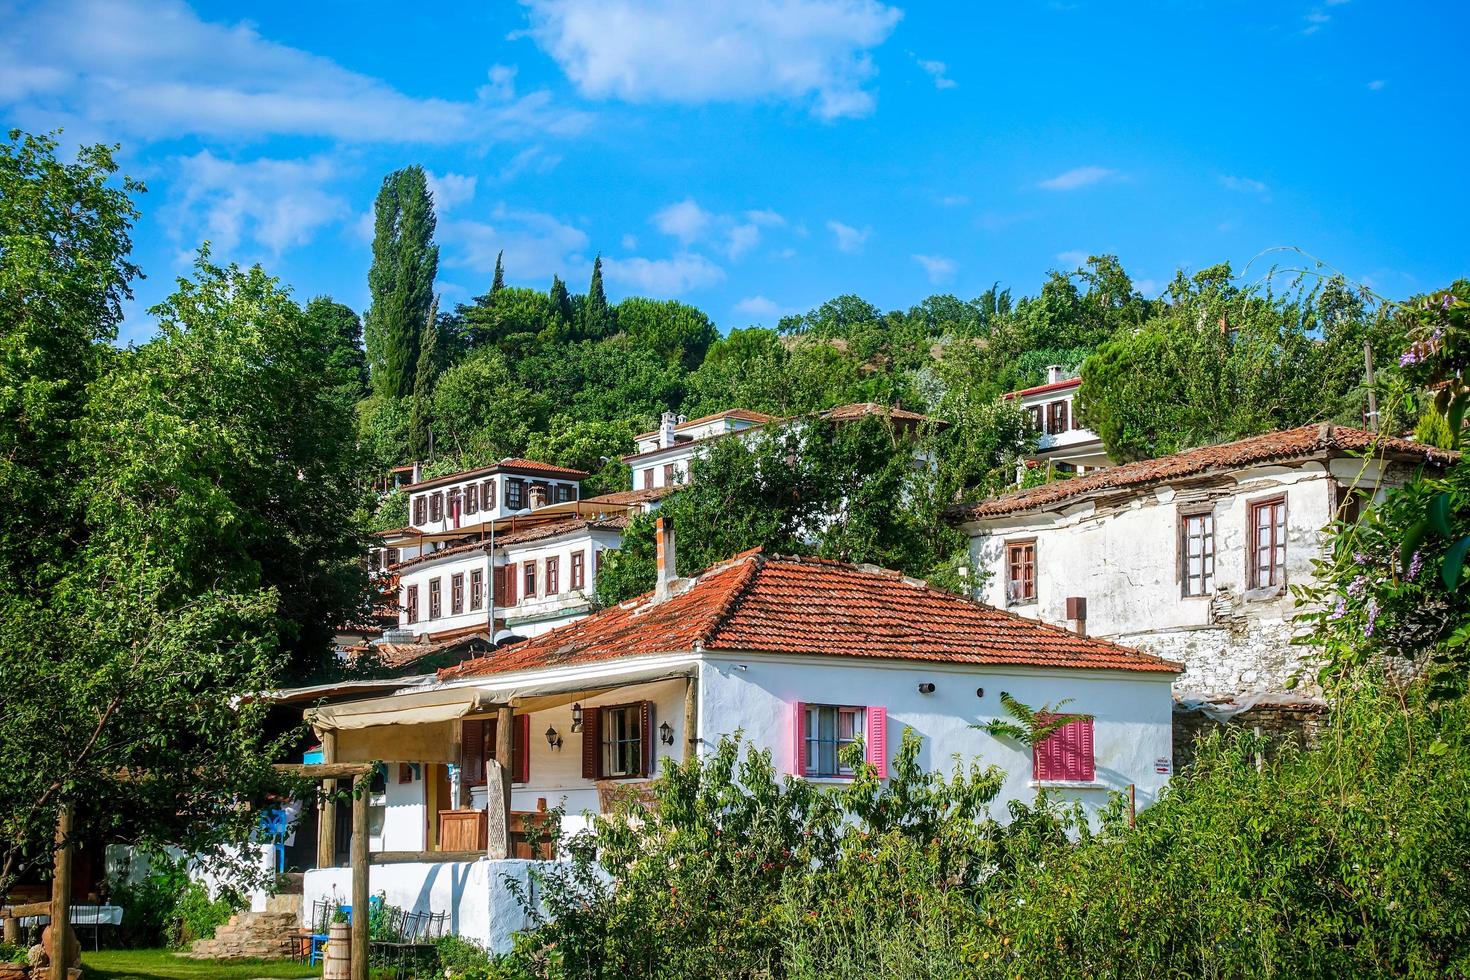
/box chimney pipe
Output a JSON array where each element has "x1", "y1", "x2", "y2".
[
  {"x1": 1065, "y1": 596, "x2": 1088, "y2": 636},
  {"x1": 1047, "y1": 364, "x2": 1065, "y2": 384},
  {"x1": 655, "y1": 516, "x2": 677, "y2": 600},
  {"x1": 659, "y1": 411, "x2": 678, "y2": 449},
  {"x1": 528, "y1": 483, "x2": 548, "y2": 510}
]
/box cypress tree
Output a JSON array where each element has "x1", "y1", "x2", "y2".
[
  {"x1": 409, "y1": 295, "x2": 440, "y2": 460},
  {"x1": 582, "y1": 254, "x2": 612, "y2": 339},
  {"x1": 364, "y1": 166, "x2": 438, "y2": 400},
  {"x1": 549, "y1": 274, "x2": 573, "y2": 327},
  {"x1": 491, "y1": 250, "x2": 506, "y2": 296}
]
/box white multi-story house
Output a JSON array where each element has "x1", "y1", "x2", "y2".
[
  {"x1": 1005, "y1": 366, "x2": 1112, "y2": 473},
  {"x1": 405, "y1": 459, "x2": 587, "y2": 534},
  {"x1": 625, "y1": 409, "x2": 776, "y2": 491},
  {"x1": 949, "y1": 424, "x2": 1453, "y2": 697}
]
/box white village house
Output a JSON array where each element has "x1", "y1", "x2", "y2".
[
  {"x1": 949, "y1": 424, "x2": 1455, "y2": 698},
  {"x1": 286, "y1": 520, "x2": 1179, "y2": 952},
  {"x1": 1005, "y1": 367, "x2": 1113, "y2": 474}
]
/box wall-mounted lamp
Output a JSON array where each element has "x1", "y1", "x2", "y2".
[
  {"x1": 545, "y1": 726, "x2": 563, "y2": 750},
  {"x1": 659, "y1": 720, "x2": 674, "y2": 745},
  {"x1": 917, "y1": 682, "x2": 936, "y2": 695},
  {"x1": 975, "y1": 687, "x2": 985, "y2": 699},
  {"x1": 570, "y1": 703, "x2": 583, "y2": 733}
]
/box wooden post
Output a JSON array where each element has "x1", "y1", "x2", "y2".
[
  {"x1": 484, "y1": 760, "x2": 509, "y2": 861},
  {"x1": 3, "y1": 915, "x2": 17, "y2": 945},
  {"x1": 683, "y1": 675, "x2": 698, "y2": 763},
  {"x1": 49, "y1": 803, "x2": 73, "y2": 980},
  {"x1": 350, "y1": 772, "x2": 369, "y2": 980},
  {"x1": 318, "y1": 731, "x2": 337, "y2": 868},
  {"x1": 493, "y1": 705, "x2": 513, "y2": 859}
]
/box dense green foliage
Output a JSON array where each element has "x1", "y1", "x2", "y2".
[
  {"x1": 364, "y1": 165, "x2": 439, "y2": 400},
  {"x1": 0, "y1": 133, "x2": 361, "y2": 898},
  {"x1": 108, "y1": 854, "x2": 241, "y2": 949}
]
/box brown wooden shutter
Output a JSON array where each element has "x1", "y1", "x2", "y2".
[
  {"x1": 581, "y1": 706, "x2": 602, "y2": 779},
  {"x1": 514, "y1": 714, "x2": 531, "y2": 784},
  {"x1": 462, "y1": 719, "x2": 486, "y2": 785},
  {"x1": 639, "y1": 700, "x2": 653, "y2": 777}
]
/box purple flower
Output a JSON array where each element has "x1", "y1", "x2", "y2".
[
  {"x1": 1364, "y1": 597, "x2": 1379, "y2": 638},
  {"x1": 1354, "y1": 551, "x2": 1369, "y2": 566},
  {"x1": 1400, "y1": 350, "x2": 1420, "y2": 367},
  {"x1": 1407, "y1": 550, "x2": 1424, "y2": 581},
  {"x1": 1328, "y1": 597, "x2": 1347, "y2": 622},
  {"x1": 1348, "y1": 575, "x2": 1367, "y2": 598}
]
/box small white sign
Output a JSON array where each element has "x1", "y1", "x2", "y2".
[{"x1": 1155, "y1": 757, "x2": 1171, "y2": 774}]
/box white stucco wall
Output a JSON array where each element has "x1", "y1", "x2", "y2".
[
  {"x1": 965, "y1": 458, "x2": 1410, "y2": 696},
  {"x1": 698, "y1": 653, "x2": 1175, "y2": 817},
  {"x1": 397, "y1": 552, "x2": 494, "y2": 636}
]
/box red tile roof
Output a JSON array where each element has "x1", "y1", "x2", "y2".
[
  {"x1": 817, "y1": 403, "x2": 948, "y2": 428},
  {"x1": 582, "y1": 486, "x2": 678, "y2": 507},
  {"x1": 634, "y1": 409, "x2": 777, "y2": 442},
  {"x1": 391, "y1": 516, "x2": 628, "y2": 571},
  {"x1": 439, "y1": 551, "x2": 1180, "y2": 680},
  {"x1": 949, "y1": 424, "x2": 1457, "y2": 521},
  {"x1": 1003, "y1": 377, "x2": 1081, "y2": 400},
  {"x1": 405, "y1": 458, "x2": 589, "y2": 492}
]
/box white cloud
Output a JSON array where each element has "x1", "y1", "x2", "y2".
[
  {"x1": 441, "y1": 205, "x2": 590, "y2": 282},
  {"x1": 938, "y1": 194, "x2": 969, "y2": 207},
  {"x1": 744, "y1": 209, "x2": 786, "y2": 227},
  {"x1": 913, "y1": 254, "x2": 956, "y2": 284},
  {"x1": 1367, "y1": 79, "x2": 1387, "y2": 91},
  {"x1": 425, "y1": 172, "x2": 478, "y2": 212},
  {"x1": 499, "y1": 146, "x2": 564, "y2": 181},
  {"x1": 621, "y1": 233, "x2": 639, "y2": 250},
  {"x1": 0, "y1": 0, "x2": 589, "y2": 144},
  {"x1": 735, "y1": 295, "x2": 783, "y2": 319},
  {"x1": 1055, "y1": 250, "x2": 1089, "y2": 268},
  {"x1": 827, "y1": 219, "x2": 871, "y2": 253},
  {"x1": 726, "y1": 223, "x2": 761, "y2": 260},
  {"x1": 519, "y1": 0, "x2": 902, "y2": 120},
  {"x1": 651, "y1": 198, "x2": 714, "y2": 244},
  {"x1": 168, "y1": 152, "x2": 349, "y2": 258},
  {"x1": 602, "y1": 252, "x2": 725, "y2": 295},
  {"x1": 916, "y1": 58, "x2": 957, "y2": 90},
  {"x1": 1219, "y1": 174, "x2": 1269, "y2": 196},
  {"x1": 1037, "y1": 166, "x2": 1118, "y2": 191}
]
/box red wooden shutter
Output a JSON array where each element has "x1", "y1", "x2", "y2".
[
  {"x1": 581, "y1": 706, "x2": 602, "y2": 779},
  {"x1": 639, "y1": 701, "x2": 653, "y2": 777},
  {"x1": 792, "y1": 701, "x2": 807, "y2": 776},
  {"x1": 865, "y1": 706, "x2": 888, "y2": 779},
  {"x1": 502, "y1": 564, "x2": 516, "y2": 605},
  {"x1": 462, "y1": 720, "x2": 486, "y2": 785},
  {"x1": 513, "y1": 713, "x2": 531, "y2": 784},
  {"x1": 1068, "y1": 719, "x2": 1095, "y2": 781}
]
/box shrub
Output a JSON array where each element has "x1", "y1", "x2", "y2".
[{"x1": 108, "y1": 853, "x2": 241, "y2": 949}]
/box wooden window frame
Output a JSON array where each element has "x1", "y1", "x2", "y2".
[
  {"x1": 546, "y1": 556, "x2": 560, "y2": 595},
  {"x1": 803, "y1": 704, "x2": 865, "y2": 778},
  {"x1": 599, "y1": 701, "x2": 652, "y2": 779},
  {"x1": 386, "y1": 547, "x2": 400, "y2": 567},
  {"x1": 1178, "y1": 507, "x2": 1216, "y2": 598},
  {"x1": 429, "y1": 493, "x2": 444, "y2": 522},
  {"x1": 1005, "y1": 538, "x2": 1037, "y2": 605},
  {"x1": 570, "y1": 550, "x2": 585, "y2": 591},
  {"x1": 506, "y1": 479, "x2": 526, "y2": 511},
  {"x1": 663, "y1": 463, "x2": 676, "y2": 486},
  {"x1": 464, "y1": 483, "x2": 479, "y2": 515},
  {"x1": 469, "y1": 568, "x2": 484, "y2": 611},
  {"x1": 412, "y1": 495, "x2": 427, "y2": 525},
  {"x1": 428, "y1": 577, "x2": 442, "y2": 620},
  {"x1": 1046, "y1": 400, "x2": 1068, "y2": 435},
  {"x1": 642, "y1": 468, "x2": 654, "y2": 490},
  {"x1": 482, "y1": 479, "x2": 497, "y2": 511},
  {"x1": 451, "y1": 572, "x2": 465, "y2": 615},
  {"x1": 405, "y1": 584, "x2": 419, "y2": 624},
  {"x1": 555, "y1": 483, "x2": 575, "y2": 503},
  {"x1": 522, "y1": 560, "x2": 536, "y2": 599},
  {"x1": 1247, "y1": 495, "x2": 1288, "y2": 590}
]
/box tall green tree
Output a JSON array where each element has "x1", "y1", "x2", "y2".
[
  {"x1": 582, "y1": 254, "x2": 613, "y2": 339},
  {"x1": 364, "y1": 166, "x2": 438, "y2": 399},
  {"x1": 491, "y1": 249, "x2": 506, "y2": 295},
  {"x1": 549, "y1": 274, "x2": 574, "y2": 326},
  {"x1": 409, "y1": 294, "x2": 441, "y2": 460},
  {"x1": 304, "y1": 295, "x2": 369, "y2": 408}
]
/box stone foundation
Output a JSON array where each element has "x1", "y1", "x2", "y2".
[
  {"x1": 187, "y1": 910, "x2": 300, "y2": 961},
  {"x1": 1173, "y1": 694, "x2": 1327, "y2": 770},
  {"x1": 1115, "y1": 616, "x2": 1323, "y2": 698}
]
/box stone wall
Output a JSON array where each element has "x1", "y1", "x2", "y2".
[
  {"x1": 1172, "y1": 695, "x2": 1327, "y2": 770},
  {"x1": 1116, "y1": 610, "x2": 1323, "y2": 699}
]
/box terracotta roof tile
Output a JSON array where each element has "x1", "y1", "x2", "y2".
[
  {"x1": 948, "y1": 424, "x2": 1457, "y2": 521},
  {"x1": 439, "y1": 551, "x2": 1179, "y2": 680},
  {"x1": 581, "y1": 486, "x2": 678, "y2": 506},
  {"x1": 634, "y1": 409, "x2": 776, "y2": 441},
  {"x1": 405, "y1": 458, "x2": 588, "y2": 492},
  {"x1": 818, "y1": 402, "x2": 946, "y2": 427}
]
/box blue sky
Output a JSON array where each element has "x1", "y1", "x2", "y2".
[{"x1": 2, "y1": 0, "x2": 1465, "y2": 343}]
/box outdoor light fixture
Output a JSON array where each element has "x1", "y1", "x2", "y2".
[
  {"x1": 659, "y1": 721, "x2": 674, "y2": 745},
  {"x1": 545, "y1": 726, "x2": 563, "y2": 750},
  {"x1": 976, "y1": 687, "x2": 985, "y2": 699},
  {"x1": 917, "y1": 682, "x2": 936, "y2": 695},
  {"x1": 570, "y1": 703, "x2": 583, "y2": 732}
]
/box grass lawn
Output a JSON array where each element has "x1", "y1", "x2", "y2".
[{"x1": 82, "y1": 949, "x2": 321, "y2": 979}]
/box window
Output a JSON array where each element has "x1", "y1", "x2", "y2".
[
  {"x1": 1181, "y1": 511, "x2": 1215, "y2": 597},
  {"x1": 451, "y1": 573, "x2": 465, "y2": 615},
  {"x1": 1033, "y1": 716, "x2": 1094, "y2": 782},
  {"x1": 663, "y1": 463, "x2": 676, "y2": 486},
  {"x1": 1027, "y1": 405, "x2": 1043, "y2": 431},
  {"x1": 571, "y1": 550, "x2": 585, "y2": 590},
  {"x1": 428, "y1": 578, "x2": 442, "y2": 620},
  {"x1": 546, "y1": 556, "x2": 560, "y2": 595},
  {"x1": 506, "y1": 479, "x2": 525, "y2": 511},
  {"x1": 1046, "y1": 400, "x2": 1069, "y2": 435},
  {"x1": 386, "y1": 547, "x2": 400, "y2": 566},
  {"x1": 430, "y1": 493, "x2": 444, "y2": 522},
  {"x1": 804, "y1": 705, "x2": 864, "y2": 777},
  {"x1": 1335, "y1": 485, "x2": 1369, "y2": 524},
  {"x1": 470, "y1": 569, "x2": 484, "y2": 610},
  {"x1": 460, "y1": 716, "x2": 531, "y2": 786},
  {"x1": 522, "y1": 561, "x2": 536, "y2": 599},
  {"x1": 602, "y1": 703, "x2": 648, "y2": 778},
  {"x1": 413, "y1": 495, "x2": 427, "y2": 524},
  {"x1": 446, "y1": 488, "x2": 461, "y2": 523},
  {"x1": 494, "y1": 564, "x2": 517, "y2": 606},
  {"x1": 642, "y1": 468, "x2": 654, "y2": 490},
  {"x1": 1249, "y1": 496, "x2": 1287, "y2": 589},
  {"x1": 405, "y1": 584, "x2": 419, "y2": 624},
  {"x1": 555, "y1": 484, "x2": 576, "y2": 503},
  {"x1": 1006, "y1": 540, "x2": 1036, "y2": 604},
  {"x1": 465, "y1": 483, "x2": 479, "y2": 515},
  {"x1": 482, "y1": 479, "x2": 497, "y2": 511}
]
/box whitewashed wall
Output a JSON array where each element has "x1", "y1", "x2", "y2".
[
  {"x1": 500, "y1": 527, "x2": 624, "y2": 638},
  {"x1": 698, "y1": 653, "x2": 1175, "y2": 817},
  {"x1": 396, "y1": 552, "x2": 494, "y2": 637}
]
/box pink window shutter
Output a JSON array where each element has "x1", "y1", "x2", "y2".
[
  {"x1": 1072, "y1": 719, "x2": 1095, "y2": 781},
  {"x1": 792, "y1": 701, "x2": 806, "y2": 776},
  {"x1": 865, "y1": 706, "x2": 888, "y2": 779}
]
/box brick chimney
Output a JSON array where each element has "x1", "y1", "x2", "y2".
[
  {"x1": 1065, "y1": 596, "x2": 1088, "y2": 636},
  {"x1": 659, "y1": 411, "x2": 678, "y2": 449},
  {"x1": 1047, "y1": 364, "x2": 1066, "y2": 384},
  {"x1": 528, "y1": 483, "x2": 548, "y2": 510},
  {"x1": 655, "y1": 516, "x2": 677, "y2": 601}
]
